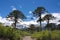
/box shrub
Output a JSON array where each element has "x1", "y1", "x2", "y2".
[
  {"x1": 32, "y1": 30, "x2": 60, "y2": 40},
  {"x1": 0, "y1": 26, "x2": 21, "y2": 40}
]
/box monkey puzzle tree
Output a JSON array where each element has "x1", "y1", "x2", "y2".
[
  {"x1": 33, "y1": 7, "x2": 46, "y2": 31},
  {"x1": 43, "y1": 14, "x2": 56, "y2": 30},
  {"x1": 7, "y1": 10, "x2": 26, "y2": 29},
  {"x1": 43, "y1": 14, "x2": 56, "y2": 25}
]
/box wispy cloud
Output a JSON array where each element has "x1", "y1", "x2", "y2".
[
  {"x1": 0, "y1": 16, "x2": 13, "y2": 26},
  {"x1": 29, "y1": 11, "x2": 32, "y2": 14},
  {"x1": 11, "y1": 6, "x2": 17, "y2": 10}
]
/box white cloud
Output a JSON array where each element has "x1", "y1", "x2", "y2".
[
  {"x1": 11, "y1": 6, "x2": 16, "y2": 10},
  {"x1": 0, "y1": 16, "x2": 13, "y2": 26},
  {"x1": 29, "y1": 11, "x2": 32, "y2": 14},
  {"x1": 24, "y1": 20, "x2": 38, "y2": 25},
  {"x1": 23, "y1": 13, "x2": 60, "y2": 27},
  {"x1": 0, "y1": 13, "x2": 60, "y2": 27},
  {"x1": 50, "y1": 13, "x2": 60, "y2": 25},
  {"x1": 27, "y1": 16, "x2": 30, "y2": 18},
  {"x1": 19, "y1": 20, "x2": 38, "y2": 27}
]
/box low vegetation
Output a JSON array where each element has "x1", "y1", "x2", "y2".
[
  {"x1": 0, "y1": 25, "x2": 30, "y2": 40},
  {"x1": 31, "y1": 30, "x2": 60, "y2": 40}
]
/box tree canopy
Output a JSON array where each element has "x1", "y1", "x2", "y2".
[{"x1": 7, "y1": 10, "x2": 26, "y2": 28}]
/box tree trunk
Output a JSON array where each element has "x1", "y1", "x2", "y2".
[
  {"x1": 47, "y1": 19, "x2": 49, "y2": 25},
  {"x1": 47, "y1": 19, "x2": 50, "y2": 30},
  {"x1": 14, "y1": 17, "x2": 17, "y2": 29},
  {"x1": 39, "y1": 13, "x2": 42, "y2": 31}
]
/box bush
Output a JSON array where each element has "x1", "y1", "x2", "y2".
[
  {"x1": 0, "y1": 25, "x2": 31, "y2": 40},
  {"x1": 0, "y1": 25, "x2": 21, "y2": 40},
  {"x1": 32, "y1": 30, "x2": 60, "y2": 40}
]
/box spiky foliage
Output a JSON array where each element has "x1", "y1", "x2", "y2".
[
  {"x1": 33, "y1": 7, "x2": 46, "y2": 31},
  {"x1": 7, "y1": 10, "x2": 26, "y2": 29},
  {"x1": 43, "y1": 14, "x2": 56, "y2": 24}
]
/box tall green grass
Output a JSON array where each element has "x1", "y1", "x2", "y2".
[
  {"x1": 0, "y1": 25, "x2": 30, "y2": 40},
  {"x1": 32, "y1": 30, "x2": 60, "y2": 40}
]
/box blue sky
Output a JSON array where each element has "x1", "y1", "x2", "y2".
[
  {"x1": 0, "y1": 0, "x2": 60, "y2": 19},
  {"x1": 0, "y1": 0, "x2": 60, "y2": 26}
]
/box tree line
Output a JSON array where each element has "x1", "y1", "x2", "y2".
[
  {"x1": 0, "y1": 6, "x2": 60, "y2": 40},
  {"x1": 6, "y1": 6, "x2": 60, "y2": 31}
]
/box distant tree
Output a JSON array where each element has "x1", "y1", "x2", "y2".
[
  {"x1": 43, "y1": 14, "x2": 56, "y2": 25},
  {"x1": 6, "y1": 10, "x2": 26, "y2": 29},
  {"x1": 36, "y1": 26, "x2": 40, "y2": 32},
  {"x1": 29, "y1": 24, "x2": 36, "y2": 33},
  {"x1": 33, "y1": 7, "x2": 46, "y2": 31},
  {"x1": 57, "y1": 24, "x2": 60, "y2": 30},
  {"x1": 57, "y1": 20, "x2": 60, "y2": 30},
  {"x1": 45, "y1": 23, "x2": 57, "y2": 30}
]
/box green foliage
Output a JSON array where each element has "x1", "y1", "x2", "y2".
[
  {"x1": 33, "y1": 7, "x2": 46, "y2": 31},
  {"x1": 15, "y1": 30, "x2": 30, "y2": 36},
  {"x1": 42, "y1": 14, "x2": 56, "y2": 25},
  {"x1": 32, "y1": 30, "x2": 60, "y2": 40},
  {"x1": 29, "y1": 24, "x2": 36, "y2": 34},
  {"x1": 22, "y1": 31, "x2": 31, "y2": 36},
  {"x1": 33, "y1": 7, "x2": 46, "y2": 17},
  {"x1": 0, "y1": 25, "x2": 30, "y2": 40},
  {"x1": 0, "y1": 23, "x2": 3, "y2": 26},
  {"x1": 43, "y1": 14, "x2": 55, "y2": 21},
  {"x1": 7, "y1": 10, "x2": 26, "y2": 28},
  {"x1": 0, "y1": 25, "x2": 21, "y2": 40},
  {"x1": 45, "y1": 23, "x2": 56, "y2": 30}
]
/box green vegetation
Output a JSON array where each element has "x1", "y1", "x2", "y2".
[
  {"x1": 32, "y1": 30, "x2": 60, "y2": 40},
  {"x1": 0, "y1": 25, "x2": 21, "y2": 40},
  {"x1": 0, "y1": 6, "x2": 60, "y2": 40},
  {"x1": 0, "y1": 25, "x2": 30, "y2": 40},
  {"x1": 0, "y1": 23, "x2": 60, "y2": 40}
]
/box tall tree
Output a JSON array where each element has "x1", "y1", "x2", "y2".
[
  {"x1": 7, "y1": 10, "x2": 26, "y2": 29},
  {"x1": 43, "y1": 14, "x2": 56, "y2": 25},
  {"x1": 45, "y1": 23, "x2": 56, "y2": 30},
  {"x1": 29, "y1": 24, "x2": 36, "y2": 33},
  {"x1": 33, "y1": 7, "x2": 46, "y2": 31},
  {"x1": 57, "y1": 24, "x2": 60, "y2": 30}
]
